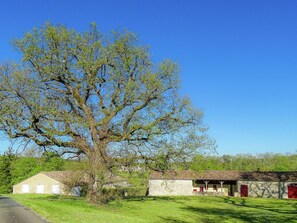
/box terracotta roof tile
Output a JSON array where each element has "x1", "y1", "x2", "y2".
[
  {"x1": 150, "y1": 170, "x2": 297, "y2": 181},
  {"x1": 240, "y1": 171, "x2": 297, "y2": 181},
  {"x1": 42, "y1": 170, "x2": 124, "y2": 184},
  {"x1": 42, "y1": 171, "x2": 86, "y2": 184}
]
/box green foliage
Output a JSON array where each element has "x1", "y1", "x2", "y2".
[
  {"x1": 190, "y1": 153, "x2": 297, "y2": 171},
  {"x1": 100, "y1": 188, "x2": 126, "y2": 204},
  {"x1": 10, "y1": 157, "x2": 41, "y2": 185},
  {"x1": 120, "y1": 171, "x2": 150, "y2": 196},
  {"x1": 0, "y1": 153, "x2": 15, "y2": 193}
]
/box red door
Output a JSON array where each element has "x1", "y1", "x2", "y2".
[
  {"x1": 200, "y1": 186, "x2": 204, "y2": 192},
  {"x1": 240, "y1": 185, "x2": 248, "y2": 197},
  {"x1": 288, "y1": 185, "x2": 297, "y2": 199}
]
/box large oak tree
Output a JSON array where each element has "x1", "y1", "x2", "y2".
[{"x1": 0, "y1": 23, "x2": 210, "y2": 203}]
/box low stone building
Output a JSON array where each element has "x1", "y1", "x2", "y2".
[
  {"x1": 13, "y1": 170, "x2": 128, "y2": 196},
  {"x1": 13, "y1": 171, "x2": 85, "y2": 195},
  {"x1": 149, "y1": 170, "x2": 297, "y2": 199}
]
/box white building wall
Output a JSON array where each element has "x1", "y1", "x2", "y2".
[
  {"x1": 238, "y1": 181, "x2": 296, "y2": 199},
  {"x1": 13, "y1": 173, "x2": 66, "y2": 195},
  {"x1": 149, "y1": 179, "x2": 194, "y2": 196}
]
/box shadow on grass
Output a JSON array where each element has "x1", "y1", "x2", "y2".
[
  {"x1": 151, "y1": 196, "x2": 297, "y2": 223},
  {"x1": 158, "y1": 216, "x2": 191, "y2": 223},
  {"x1": 222, "y1": 197, "x2": 246, "y2": 206},
  {"x1": 178, "y1": 204, "x2": 297, "y2": 223},
  {"x1": 125, "y1": 196, "x2": 176, "y2": 202},
  {"x1": 221, "y1": 196, "x2": 297, "y2": 215},
  {"x1": 20, "y1": 195, "x2": 84, "y2": 202}
]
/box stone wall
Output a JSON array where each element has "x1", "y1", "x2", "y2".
[
  {"x1": 149, "y1": 179, "x2": 194, "y2": 196},
  {"x1": 149, "y1": 179, "x2": 297, "y2": 198},
  {"x1": 238, "y1": 180, "x2": 296, "y2": 199}
]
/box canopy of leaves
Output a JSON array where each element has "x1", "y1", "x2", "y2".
[{"x1": 0, "y1": 23, "x2": 210, "y2": 171}]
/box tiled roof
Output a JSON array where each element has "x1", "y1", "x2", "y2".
[
  {"x1": 150, "y1": 170, "x2": 297, "y2": 181},
  {"x1": 240, "y1": 171, "x2": 297, "y2": 181},
  {"x1": 42, "y1": 171, "x2": 124, "y2": 184},
  {"x1": 42, "y1": 171, "x2": 87, "y2": 184},
  {"x1": 197, "y1": 170, "x2": 242, "y2": 180}
]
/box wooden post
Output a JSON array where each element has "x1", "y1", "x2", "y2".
[
  {"x1": 204, "y1": 180, "x2": 209, "y2": 192},
  {"x1": 219, "y1": 181, "x2": 224, "y2": 193}
]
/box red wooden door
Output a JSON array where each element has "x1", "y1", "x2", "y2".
[
  {"x1": 200, "y1": 186, "x2": 204, "y2": 192},
  {"x1": 240, "y1": 185, "x2": 248, "y2": 197},
  {"x1": 288, "y1": 185, "x2": 297, "y2": 199}
]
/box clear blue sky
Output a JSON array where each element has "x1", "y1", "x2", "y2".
[{"x1": 1, "y1": 0, "x2": 297, "y2": 155}]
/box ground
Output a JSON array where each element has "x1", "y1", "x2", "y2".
[
  {"x1": 0, "y1": 196, "x2": 47, "y2": 223},
  {"x1": 5, "y1": 195, "x2": 297, "y2": 223}
]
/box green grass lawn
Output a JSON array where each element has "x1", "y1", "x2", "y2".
[{"x1": 5, "y1": 194, "x2": 297, "y2": 223}]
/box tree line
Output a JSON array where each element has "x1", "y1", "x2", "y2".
[{"x1": 190, "y1": 153, "x2": 297, "y2": 172}]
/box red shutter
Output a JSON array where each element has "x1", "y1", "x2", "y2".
[{"x1": 288, "y1": 185, "x2": 297, "y2": 199}]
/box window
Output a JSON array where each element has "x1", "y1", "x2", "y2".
[
  {"x1": 52, "y1": 185, "x2": 60, "y2": 194},
  {"x1": 213, "y1": 185, "x2": 217, "y2": 191},
  {"x1": 36, "y1": 184, "x2": 44, "y2": 194},
  {"x1": 22, "y1": 184, "x2": 30, "y2": 193}
]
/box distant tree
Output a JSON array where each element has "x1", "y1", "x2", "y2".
[
  {"x1": 0, "y1": 23, "x2": 209, "y2": 203},
  {"x1": 0, "y1": 150, "x2": 15, "y2": 193},
  {"x1": 41, "y1": 151, "x2": 65, "y2": 171},
  {"x1": 191, "y1": 155, "x2": 223, "y2": 171},
  {"x1": 10, "y1": 156, "x2": 41, "y2": 185},
  {"x1": 190, "y1": 153, "x2": 297, "y2": 172}
]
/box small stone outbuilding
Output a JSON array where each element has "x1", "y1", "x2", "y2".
[
  {"x1": 13, "y1": 171, "x2": 85, "y2": 195},
  {"x1": 13, "y1": 170, "x2": 129, "y2": 196},
  {"x1": 149, "y1": 170, "x2": 297, "y2": 199}
]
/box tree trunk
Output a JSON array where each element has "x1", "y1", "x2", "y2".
[
  {"x1": 86, "y1": 174, "x2": 105, "y2": 204},
  {"x1": 86, "y1": 144, "x2": 109, "y2": 204}
]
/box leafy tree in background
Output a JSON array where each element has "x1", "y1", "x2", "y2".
[
  {"x1": 0, "y1": 151, "x2": 15, "y2": 193},
  {"x1": 0, "y1": 23, "x2": 209, "y2": 203},
  {"x1": 190, "y1": 153, "x2": 297, "y2": 172}
]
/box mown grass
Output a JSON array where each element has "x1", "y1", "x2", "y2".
[{"x1": 5, "y1": 194, "x2": 297, "y2": 223}]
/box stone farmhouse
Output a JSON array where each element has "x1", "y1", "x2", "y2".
[
  {"x1": 13, "y1": 171, "x2": 126, "y2": 196},
  {"x1": 13, "y1": 171, "x2": 87, "y2": 195},
  {"x1": 149, "y1": 170, "x2": 297, "y2": 199}
]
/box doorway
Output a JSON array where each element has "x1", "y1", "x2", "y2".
[
  {"x1": 288, "y1": 185, "x2": 297, "y2": 199},
  {"x1": 240, "y1": 185, "x2": 248, "y2": 197}
]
